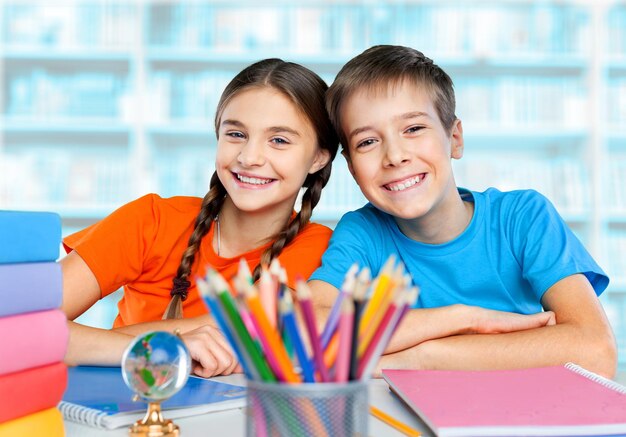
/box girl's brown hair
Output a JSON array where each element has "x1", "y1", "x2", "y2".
[{"x1": 163, "y1": 58, "x2": 338, "y2": 319}]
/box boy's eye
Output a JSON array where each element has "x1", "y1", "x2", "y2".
[
  {"x1": 355, "y1": 138, "x2": 377, "y2": 150},
  {"x1": 405, "y1": 126, "x2": 424, "y2": 134}
]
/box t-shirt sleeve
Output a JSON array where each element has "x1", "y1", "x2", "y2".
[
  {"x1": 509, "y1": 190, "x2": 609, "y2": 299},
  {"x1": 62, "y1": 194, "x2": 160, "y2": 297},
  {"x1": 309, "y1": 210, "x2": 378, "y2": 290},
  {"x1": 278, "y1": 223, "x2": 333, "y2": 289}
]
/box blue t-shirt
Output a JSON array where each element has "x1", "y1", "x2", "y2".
[{"x1": 310, "y1": 188, "x2": 608, "y2": 313}]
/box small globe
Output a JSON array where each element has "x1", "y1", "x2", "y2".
[{"x1": 121, "y1": 331, "x2": 191, "y2": 401}]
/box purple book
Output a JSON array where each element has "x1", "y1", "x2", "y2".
[{"x1": 0, "y1": 262, "x2": 62, "y2": 317}]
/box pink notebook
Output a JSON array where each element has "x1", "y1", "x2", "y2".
[
  {"x1": 382, "y1": 364, "x2": 626, "y2": 436},
  {"x1": 0, "y1": 309, "x2": 68, "y2": 376}
]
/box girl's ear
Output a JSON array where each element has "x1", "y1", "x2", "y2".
[
  {"x1": 308, "y1": 148, "x2": 331, "y2": 174},
  {"x1": 450, "y1": 119, "x2": 464, "y2": 160}
]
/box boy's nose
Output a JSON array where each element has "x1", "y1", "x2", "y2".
[
  {"x1": 238, "y1": 140, "x2": 266, "y2": 167},
  {"x1": 382, "y1": 142, "x2": 411, "y2": 167}
]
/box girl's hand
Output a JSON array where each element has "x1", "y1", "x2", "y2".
[
  {"x1": 180, "y1": 325, "x2": 240, "y2": 378},
  {"x1": 463, "y1": 306, "x2": 556, "y2": 335}
]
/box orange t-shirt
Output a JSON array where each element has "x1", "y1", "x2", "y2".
[{"x1": 63, "y1": 194, "x2": 332, "y2": 328}]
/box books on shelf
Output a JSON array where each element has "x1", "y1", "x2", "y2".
[
  {"x1": 382, "y1": 363, "x2": 626, "y2": 437},
  {"x1": 60, "y1": 366, "x2": 247, "y2": 429}
]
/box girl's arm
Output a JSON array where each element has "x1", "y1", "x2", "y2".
[
  {"x1": 60, "y1": 251, "x2": 239, "y2": 377},
  {"x1": 309, "y1": 279, "x2": 554, "y2": 351},
  {"x1": 376, "y1": 274, "x2": 617, "y2": 378}
]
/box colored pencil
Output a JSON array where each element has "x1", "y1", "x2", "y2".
[
  {"x1": 296, "y1": 279, "x2": 330, "y2": 382},
  {"x1": 359, "y1": 287, "x2": 419, "y2": 380},
  {"x1": 348, "y1": 270, "x2": 369, "y2": 381},
  {"x1": 280, "y1": 292, "x2": 315, "y2": 383},
  {"x1": 197, "y1": 276, "x2": 257, "y2": 379},
  {"x1": 357, "y1": 287, "x2": 404, "y2": 379},
  {"x1": 240, "y1": 279, "x2": 301, "y2": 383},
  {"x1": 369, "y1": 406, "x2": 421, "y2": 437},
  {"x1": 358, "y1": 255, "x2": 396, "y2": 338},
  {"x1": 259, "y1": 268, "x2": 278, "y2": 329},
  {"x1": 334, "y1": 296, "x2": 354, "y2": 382},
  {"x1": 208, "y1": 269, "x2": 276, "y2": 382},
  {"x1": 319, "y1": 263, "x2": 358, "y2": 348}
]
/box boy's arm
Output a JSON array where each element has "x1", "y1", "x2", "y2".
[
  {"x1": 376, "y1": 274, "x2": 617, "y2": 378},
  {"x1": 309, "y1": 279, "x2": 555, "y2": 349}
]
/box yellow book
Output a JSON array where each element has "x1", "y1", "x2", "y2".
[{"x1": 0, "y1": 408, "x2": 64, "y2": 437}]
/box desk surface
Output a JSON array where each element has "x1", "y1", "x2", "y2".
[{"x1": 64, "y1": 375, "x2": 434, "y2": 437}]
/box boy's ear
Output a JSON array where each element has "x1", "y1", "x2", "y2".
[
  {"x1": 308, "y1": 148, "x2": 331, "y2": 174},
  {"x1": 450, "y1": 119, "x2": 464, "y2": 159},
  {"x1": 341, "y1": 149, "x2": 356, "y2": 177}
]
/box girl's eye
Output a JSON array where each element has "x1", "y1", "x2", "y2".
[
  {"x1": 226, "y1": 131, "x2": 245, "y2": 139},
  {"x1": 270, "y1": 137, "x2": 290, "y2": 146}
]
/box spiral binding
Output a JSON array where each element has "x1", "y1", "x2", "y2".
[{"x1": 564, "y1": 362, "x2": 626, "y2": 395}]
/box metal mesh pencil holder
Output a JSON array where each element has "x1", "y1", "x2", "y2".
[{"x1": 246, "y1": 380, "x2": 369, "y2": 437}]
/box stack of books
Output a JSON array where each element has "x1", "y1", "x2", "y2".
[{"x1": 0, "y1": 211, "x2": 67, "y2": 436}]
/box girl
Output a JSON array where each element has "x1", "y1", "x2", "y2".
[{"x1": 61, "y1": 59, "x2": 339, "y2": 377}]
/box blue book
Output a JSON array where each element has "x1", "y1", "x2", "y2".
[
  {"x1": 59, "y1": 366, "x2": 247, "y2": 429},
  {"x1": 0, "y1": 210, "x2": 61, "y2": 264}
]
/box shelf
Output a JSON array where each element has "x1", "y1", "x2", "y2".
[
  {"x1": 146, "y1": 123, "x2": 215, "y2": 137},
  {"x1": 462, "y1": 127, "x2": 588, "y2": 149},
  {"x1": 2, "y1": 47, "x2": 132, "y2": 64},
  {"x1": 2, "y1": 118, "x2": 131, "y2": 135}
]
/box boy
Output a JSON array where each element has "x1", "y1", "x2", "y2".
[{"x1": 310, "y1": 45, "x2": 617, "y2": 378}]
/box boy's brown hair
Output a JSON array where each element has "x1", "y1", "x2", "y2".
[{"x1": 326, "y1": 45, "x2": 457, "y2": 151}]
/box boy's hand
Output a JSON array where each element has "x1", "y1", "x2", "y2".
[
  {"x1": 464, "y1": 307, "x2": 556, "y2": 335},
  {"x1": 180, "y1": 325, "x2": 239, "y2": 378}
]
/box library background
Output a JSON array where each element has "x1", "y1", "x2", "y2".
[{"x1": 0, "y1": 1, "x2": 625, "y2": 372}]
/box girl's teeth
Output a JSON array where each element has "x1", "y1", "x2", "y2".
[{"x1": 237, "y1": 174, "x2": 271, "y2": 185}]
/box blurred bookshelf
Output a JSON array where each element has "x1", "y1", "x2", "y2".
[{"x1": 1, "y1": 1, "x2": 625, "y2": 371}]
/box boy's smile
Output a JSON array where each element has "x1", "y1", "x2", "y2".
[{"x1": 340, "y1": 79, "x2": 470, "y2": 243}]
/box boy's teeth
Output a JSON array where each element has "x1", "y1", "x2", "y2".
[
  {"x1": 387, "y1": 176, "x2": 421, "y2": 191},
  {"x1": 237, "y1": 174, "x2": 272, "y2": 185}
]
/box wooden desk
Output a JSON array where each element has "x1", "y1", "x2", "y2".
[{"x1": 64, "y1": 376, "x2": 434, "y2": 436}]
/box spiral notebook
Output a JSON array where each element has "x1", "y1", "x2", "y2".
[
  {"x1": 382, "y1": 363, "x2": 626, "y2": 437},
  {"x1": 60, "y1": 366, "x2": 246, "y2": 429}
]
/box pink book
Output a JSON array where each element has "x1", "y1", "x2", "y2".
[
  {"x1": 382, "y1": 364, "x2": 626, "y2": 436},
  {"x1": 0, "y1": 309, "x2": 68, "y2": 376}
]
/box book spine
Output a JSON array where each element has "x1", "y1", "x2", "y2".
[
  {"x1": 0, "y1": 211, "x2": 61, "y2": 263},
  {"x1": 0, "y1": 309, "x2": 68, "y2": 376},
  {"x1": 58, "y1": 401, "x2": 108, "y2": 429},
  {"x1": 0, "y1": 408, "x2": 65, "y2": 436},
  {"x1": 565, "y1": 362, "x2": 626, "y2": 394},
  {"x1": 0, "y1": 362, "x2": 67, "y2": 424},
  {"x1": 0, "y1": 262, "x2": 62, "y2": 317}
]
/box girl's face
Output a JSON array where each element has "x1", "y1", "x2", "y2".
[{"x1": 215, "y1": 87, "x2": 329, "y2": 219}]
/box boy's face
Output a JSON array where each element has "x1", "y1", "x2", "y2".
[{"x1": 340, "y1": 80, "x2": 464, "y2": 222}]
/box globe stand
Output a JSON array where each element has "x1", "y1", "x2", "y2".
[{"x1": 129, "y1": 400, "x2": 179, "y2": 437}]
